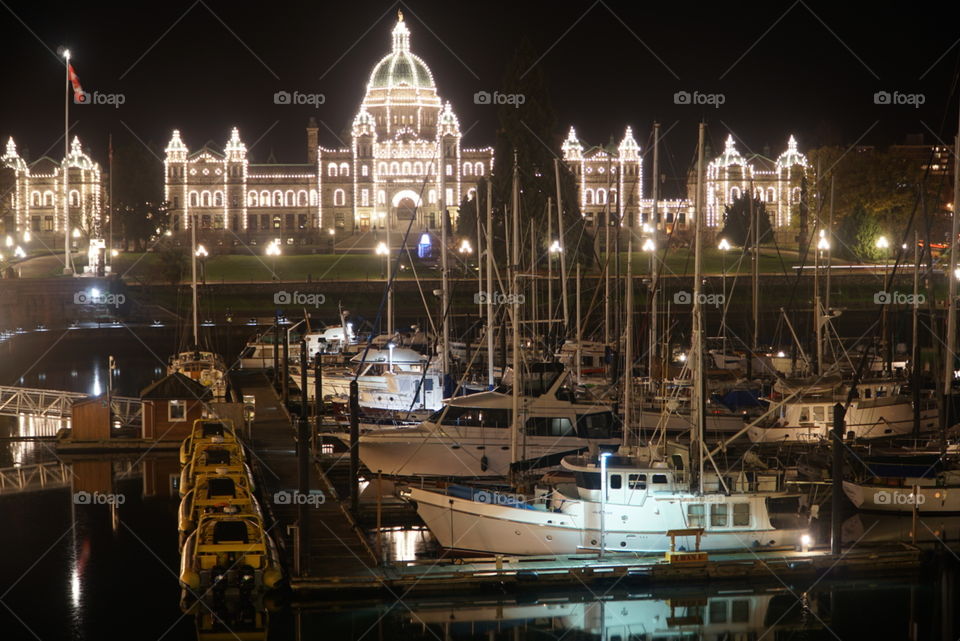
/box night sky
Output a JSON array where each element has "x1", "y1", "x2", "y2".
[{"x1": 2, "y1": 0, "x2": 958, "y2": 191}]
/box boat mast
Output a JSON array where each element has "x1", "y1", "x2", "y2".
[
  {"x1": 510, "y1": 153, "x2": 521, "y2": 473},
  {"x1": 486, "y1": 181, "x2": 495, "y2": 388},
  {"x1": 945, "y1": 126, "x2": 960, "y2": 433},
  {"x1": 554, "y1": 159, "x2": 569, "y2": 332},
  {"x1": 649, "y1": 122, "x2": 660, "y2": 385},
  {"x1": 440, "y1": 142, "x2": 449, "y2": 380},
  {"x1": 576, "y1": 263, "x2": 582, "y2": 385},
  {"x1": 913, "y1": 228, "x2": 921, "y2": 436},
  {"x1": 547, "y1": 197, "x2": 553, "y2": 332},
  {"x1": 692, "y1": 122, "x2": 706, "y2": 494},
  {"x1": 814, "y1": 216, "x2": 822, "y2": 376},
  {"x1": 190, "y1": 209, "x2": 199, "y2": 347},
  {"x1": 623, "y1": 236, "x2": 634, "y2": 446}
]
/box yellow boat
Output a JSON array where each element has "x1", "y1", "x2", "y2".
[
  {"x1": 179, "y1": 475, "x2": 261, "y2": 546},
  {"x1": 179, "y1": 512, "x2": 283, "y2": 592},
  {"x1": 179, "y1": 441, "x2": 251, "y2": 497},
  {"x1": 180, "y1": 419, "x2": 238, "y2": 465}
]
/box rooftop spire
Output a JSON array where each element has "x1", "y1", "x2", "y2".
[{"x1": 392, "y1": 11, "x2": 410, "y2": 53}]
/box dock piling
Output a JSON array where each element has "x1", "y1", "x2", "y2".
[
  {"x1": 349, "y1": 380, "x2": 360, "y2": 514},
  {"x1": 831, "y1": 402, "x2": 845, "y2": 555}
]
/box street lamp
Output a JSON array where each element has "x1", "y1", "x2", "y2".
[
  {"x1": 718, "y1": 238, "x2": 731, "y2": 355},
  {"x1": 4, "y1": 235, "x2": 11, "y2": 248},
  {"x1": 22, "y1": 230, "x2": 30, "y2": 243},
  {"x1": 14, "y1": 246, "x2": 26, "y2": 258},
  {"x1": 195, "y1": 244, "x2": 208, "y2": 285},
  {"x1": 876, "y1": 235, "x2": 889, "y2": 254},
  {"x1": 458, "y1": 238, "x2": 472, "y2": 254},
  {"x1": 375, "y1": 240, "x2": 389, "y2": 279},
  {"x1": 328, "y1": 228, "x2": 336, "y2": 255},
  {"x1": 265, "y1": 241, "x2": 281, "y2": 280}
]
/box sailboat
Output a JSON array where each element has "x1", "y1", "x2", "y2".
[
  {"x1": 401, "y1": 125, "x2": 811, "y2": 555},
  {"x1": 168, "y1": 219, "x2": 227, "y2": 398}
]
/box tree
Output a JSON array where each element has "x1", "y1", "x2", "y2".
[
  {"x1": 156, "y1": 244, "x2": 187, "y2": 285},
  {"x1": 488, "y1": 40, "x2": 592, "y2": 268},
  {"x1": 837, "y1": 205, "x2": 884, "y2": 261},
  {"x1": 720, "y1": 193, "x2": 773, "y2": 247},
  {"x1": 111, "y1": 136, "x2": 165, "y2": 250},
  {"x1": 118, "y1": 200, "x2": 170, "y2": 251}
]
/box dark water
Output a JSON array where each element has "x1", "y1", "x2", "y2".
[{"x1": 1, "y1": 329, "x2": 960, "y2": 640}]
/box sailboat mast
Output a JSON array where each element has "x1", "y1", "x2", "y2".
[
  {"x1": 576, "y1": 263, "x2": 582, "y2": 385},
  {"x1": 945, "y1": 128, "x2": 960, "y2": 427},
  {"x1": 190, "y1": 210, "x2": 198, "y2": 347},
  {"x1": 692, "y1": 123, "x2": 706, "y2": 494},
  {"x1": 554, "y1": 159, "x2": 569, "y2": 330},
  {"x1": 510, "y1": 154, "x2": 521, "y2": 471},
  {"x1": 649, "y1": 122, "x2": 660, "y2": 384},
  {"x1": 486, "y1": 181, "x2": 495, "y2": 388},
  {"x1": 623, "y1": 237, "x2": 634, "y2": 445},
  {"x1": 440, "y1": 143, "x2": 449, "y2": 379}
]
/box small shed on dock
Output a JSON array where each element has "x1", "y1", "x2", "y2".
[
  {"x1": 71, "y1": 396, "x2": 112, "y2": 440},
  {"x1": 140, "y1": 373, "x2": 211, "y2": 442}
]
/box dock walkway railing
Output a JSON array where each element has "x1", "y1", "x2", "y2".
[
  {"x1": 0, "y1": 461, "x2": 71, "y2": 495},
  {"x1": 0, "y1": 385, "x2": 142, "y2": 426}
]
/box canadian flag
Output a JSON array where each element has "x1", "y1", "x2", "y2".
[{"x1": 68, "y1": 64, "x2": 85, "y2": 103}]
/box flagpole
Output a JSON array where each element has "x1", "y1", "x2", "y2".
[{"x1": 62, "y1": 48, "x2": 73, "y2": 275}]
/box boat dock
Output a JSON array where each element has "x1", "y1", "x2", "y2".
[{"x1": 230, "y1": 370, "x2": 959, "y2": 600}]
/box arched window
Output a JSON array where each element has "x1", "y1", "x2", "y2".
[
  {"x1": 401, "y1": 161, "x2": 411, "y2": 175},
  {"x1": 463, "y1": 163, "x2": 473, "y2": 176},
  {"x1": 339, "y1": 162, "x2": 349, "y2": 176},
  {"x1": 585, "y1": 189, "x2": 594, "y2": 205},
  {"x1": 754, "y1": 188, "x2": 763, "y2": 200},
  {"x1": 609, "y1": 188, "x2": 617, "y2": 205},
  {"x1": 377, "y1": 190, "x2": 386, "y2": 205},
  {"x1": 730, "y1": 187, "x2": 741, "y2": 200},
  {"x1": 260, "y1": 190, "x2": 270, "y2": 206},
  {"x1": 31, "y1": 192, "x2": 41, "y2": 207},
  {"x1": 361, "y1": 164, "x2": 369, "y2": 177},
  {"x1": 248, "y1": 191, "x2": 259, "y2": 207},
  {"x1": 378, "y1": 162, "x2": 387, "y2": 175},
  {"x1": 273, "y1": 191, "x2": 283, "y2": 207},
  {"x1": 189, "y1": 192, "x2": 199, "y2": 208},
  {"x1": 285, "y1": 190, "x2": 295, "y2": 207},
  {"x1": 214, "y1": 191, "x2": 223, "y2": 207},
  {"x1": 333, "y1": 189, "x2": 345, "y2": 206},
  {"x1": 69, "y1": 190, "x2": 80, "y2": 207},
  {"x1": 475, "y1": 162, "x2": 484, "y2": 176},
  {"x1": 200, "y1": 191, "x2": 211, "y2": 208},
  {"x1": 44, "y1": 191, "x2": 54, "y2": 207},
  {"x1": 309, "y1": 189, "x2": 318, "y2": 206},
  {"x1": 467, "y1": 188, "x2": 476, "y2": 200},
  {"x1": 767, "y1": 187, "x2": 776, "y2": 202},
  {"x1": 413, "y1": 162, "x2": 423, "y2": 175},
  {"x1": 327, "y1": 163, "x2": 338, "y2": 177},
  {"x1": 445, "y1": 164, "x2": 452, "y2": 176},
  {"x1": 596, "y1": 188, "x2": 606, "y2": 205},
  {"x1": 428, "y1": 189, "x2": 436, "y2": 204},
  {"x1": 390, "y1": 161, "x2": 400, "y2": 175},
  {"x1": 297, "y1": 191, "x2": 308, "y2": 207}
]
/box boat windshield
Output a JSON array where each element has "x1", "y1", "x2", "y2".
[
  {"x1": 523, "y1": 363, "x2": 565, "y2": 397},
  {"x1": 427, "y1": 406, "x2": 511, "y2": 428}
]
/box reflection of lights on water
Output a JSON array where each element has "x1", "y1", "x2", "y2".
[
  {"x1": 376, "y1": 526, "x2": 430, "y2": 562},
  {"x1": 70, "y1": 567, "x2": 81, "y2": 609},
  {"x1": 91, "y1": 368, "x2": 102, "y2": 397}
]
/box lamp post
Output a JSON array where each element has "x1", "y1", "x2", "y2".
[
  {"x1": 718, "y1": 238, "x2": 731, "y2": 355},
  {"x1": 265, "y1": 240, "x2": 281, "y2": 280},
  {"x1": 328, "y1": 228, "x2": 336, "y2": 255},
  {"x1": 195, "y1": 244, "x2": 208, "y2": 285},
  {"x1": 375, "y1": 240, "x2": 391, "y2": 335},
  {"x1": 549, "y1": 239, "x2": 561, "y2": 327},
  {"x1": 458, "y1": 238, "x2": 472, "y2": 276}
]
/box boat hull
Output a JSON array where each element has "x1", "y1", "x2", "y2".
[{"x1": 842, "y1": 480, "x2": 960, "y2": 513}]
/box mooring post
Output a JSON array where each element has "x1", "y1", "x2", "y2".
[
  {"x1": 297, "y1": 413, "x2": 310, "y2": 576},
  {"x1": 281, "y1": 324, "x2": 290, "y2": 406},
  {"x1": 349, "y1": 379, "x2": 360, "y2": 514},
  {"x1": 300, "y1": 340, "x2": 308, "y2": 418},
  {"x1": 831, "y1": 402, "x2": 845, "y2": 555},
  {"x1": 314, "y1": 351, "x2": 323, "y2": 457},
  {"x1": 272, "y1": 311, "x2": 280, "y2": 377}
]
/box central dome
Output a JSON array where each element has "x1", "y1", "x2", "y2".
[{"x1": 367, "y1": 13, "x2": 435, "y2": 91}]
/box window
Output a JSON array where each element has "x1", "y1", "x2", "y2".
[
  {"x1": 733, "y1": 503, "x2": 750, "y2": 526},
  {"x1": 31, "y1": 192, "x2": 40, "y2": 207},
  {"x1": 273, "y1": 191, "x2": 283, "y2": 207},
  {"x1": 189, "y1": 192, "x2": 198, "y2": 207},
  {"x1": 361, "y1": 189, "x2": 369, "y2": 207},
  {"x1": 69, "y1": 190, "x2": 80, "y2": 207},
  {"x1": 168, "y1": 400, "x2": 186, "y2": 422},
  {"x1": 361, "y1": 164, "x2": 369, "y2": 177},
  {"x1": 214, "y1": 192, "x2": 223, "y2": 207},
  {"x1": 297, "y1": 191, "x2": 308, "y2": 207},
  {"x1": 628, "y1": 474, "x2": 646, "y2": 490},
  {"x1": 333, "y1": 189, "x2": 345, "y2": 206},
  {"x1": 576, "y1": 411, "x2": 616, "y2": 439},
  {"x1": 285, "y1": 190, "x2": 295, "y2": 207},
  {"x1": 709, "y1": 601, "x2": 727, "y2": 624},
  {"x1": 310, "y1": 190, "x2": 318, "y2": 206},
  {"x1": 710, "y1": 503, "x2": 728, "y2": 527},
  {"x1": 430, "y1": 406, "x2": 511, "y2": 428},
  {"x1": 401, "y1": 162, "x2": 411, "y2": 175},
  {"x1": 799, "y1": 407, "x2": 810, "y2": 422},
  {"x1": 813, "y1": 406, "x2": 824, "y2": 423},
  {"x1": 585, "y1": 189, "x2": 594, "y2": 205},
  {"x1": 463, "y1": 163, "x2": 473, "y2": 176},
  {"x1": 445, "y1": 164, "x2": 452, "y2": 176},
  {"x1": 652, "y1": 474, "x2": 668, "y2": 484},
  {"x1": 475, "y1": 162, "x2": 484, "y2": 175},
  {"x1": 609, "y1": 474, "x2": 622, "y2": 490},
  {"x1": 327, "y1": 163, "x2": 338, "y2": 177},
  {"x1": 687, "y1": 504, "x2": 705, "y2": 528},
  {"x1": 524, "y1": 416, "x2": 574, "y2": 437},
  {"x1": 339, "y1": 162, "x2": 349, "y2": 176},
  {"x1": 445, "y1": 188, "x2": 453, "y2": 205}
]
